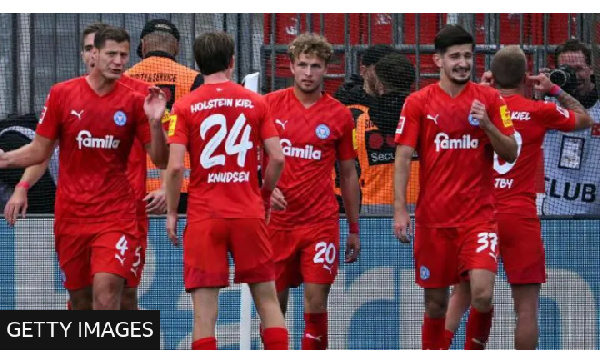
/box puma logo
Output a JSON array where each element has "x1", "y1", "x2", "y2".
[
  {"x1": 471, "y1": 338, "x2": 486, "y2": 348},
  {"x1": 275, "y1": 119, "x2": 288, "y2": 130},
  {"x1": 115, "y1": 254, "x2": 126, "y2": 266},
  {"x1": 427, "y1": 114, "x2": 439, "y2": 125},
  {"x1": 304, "y1": 333, "x2": 322, "y2": 342},
  {"x1": 323, "y1": 265, "x2": 333, "y2": 274},
  {"x1": 71, "y1": 110, "x2": 84, "y2": 120}
]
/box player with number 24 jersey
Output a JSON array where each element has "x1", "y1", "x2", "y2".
[{"x1": 169, "y1": 81, "x2": 278, "y2": 288}]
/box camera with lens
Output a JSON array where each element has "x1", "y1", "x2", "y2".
[{"x1": 549, "y1": 65, "x2": 578, "y2": 94}]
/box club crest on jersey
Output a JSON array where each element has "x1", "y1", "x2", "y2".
[
  {"x1": 114, "y1": 111, "x2": 127, "y2": 126},
  {"x1": 315, "y1": 124, "x2": 330, "y2": 140},
  {"x1": 468, "y1": 114, "x2": 480, "y2": 126},
  {"x1": 420, "y1": 266, "x2": 430, "y2": 280}
]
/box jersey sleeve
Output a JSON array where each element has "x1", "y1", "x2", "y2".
[
  {"x1": 537, "y1": 101, "x2": 577, "y2": 132},
  {"x1": 167, "y1": 101, "x2": 189, "y2": 146},
  {"x1": 394, "y1": 93, "x2": 420, "y2": 148},
  {"x1": 133, "y1": 95, "x2": 151, "y2": 145},
  {"x1": 259, "y1": 100, "x2": 279, "y2": 141},
  {"x1": 336, "y1": 108, "x2": 357, "y2": 161},
  {"x1": 489, "y1": 91, "x2": 515, "y2": 136},
  {"x1": 35, "y1": 87, "x2": 61, "y2": 141}
]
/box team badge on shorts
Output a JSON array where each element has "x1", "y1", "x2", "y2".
[
  {"x1": 420, "y1": 266, "x2": 430, "y2": 280},
  {"x1": 114, "y1": 111, "x2": 127, "y2": 126},
  {"x1": 315, "y1": 124, "x2": 331, "y2": 140},
  {"x1": 468, "y1": 114, "x2": 480, "y2": 126}
]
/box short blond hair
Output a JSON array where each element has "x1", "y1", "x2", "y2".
[
  {"x1": 491, "y1": 45, "x2": 527, "y2": 89},
  {"x1": 288, "y1": 33, "x2": 333, "y2": 64}
]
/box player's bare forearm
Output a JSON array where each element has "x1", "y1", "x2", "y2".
[
  {"x1": 0, "y1": 135, "x2": 54, "y2": 169},
  {"x1": 165, "y1": 144, "x2": 186, "y2": 214},
  {"x1": 159, "y1": 169, "x2": 167, "y2": 190},
  {"x1": 394, "y1": 145, "x2": 413, "y2": 214},
  {"x1": 556, "y1": 92, "x2": 594, "y2": 129},
  {"x1": 339, "y1": 159, "x2": 360, "y2": 224},
  {"x1": 557, "y1": 89, "x2": 588, "y2": 115},
  {"x1": 165, "y1": 168, "x2": 182, "y2": 214},
  {"x1": 262, "y1": 158, "x2": 284, "y2": 191},
  {"x1": 262, "y1": 137, "x2": 285, "y2": 191},
  {"x1": 483, "y1": 126, "x2": 517, "y2": 163},
  {"x1": 20, "y1": 158, "x2": 51, "y2": 187},
  {"x1": 146, "y1": 122, "x2": 169, "y2": 169}
]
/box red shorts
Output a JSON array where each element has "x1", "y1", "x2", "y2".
[
  {"x1": 54, "y1": 219, "x2": 139, "y2": 291},
  {"x1": 497, "y1": 214, "x2": 546, "y2": 284},
  {"x1": 127, "y1": 217, "x2": 148, "y2": 288},
  {"x1": 269, "y1": 222, "x2": 340, "y2": 292},
  {"x1": 414, "y1": 221, "x2": 499, "y2": 288},
  {"x1": 183, "y1": 218, "x2": 274, "y2": 290}
]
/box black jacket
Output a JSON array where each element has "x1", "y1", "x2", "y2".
[
  {"x1": 368, "y1": 90, "x2": 410, "y2": 135},
  {"x1": 0, "y1": 113, "x2": 57, "y2": 213}
]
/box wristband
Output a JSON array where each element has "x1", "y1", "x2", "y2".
[
  {"x1": 16, "y1": 181, "x2": 30, "y2": 190},
  {"x1": 349, "y1": 222, "x2": 359, "y2": 234},
  {"x1": 549, "y1": 84, "x2": 562, "y2": 97}
]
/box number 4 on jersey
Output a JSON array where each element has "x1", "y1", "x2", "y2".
[{"x1": 200, "y1": 113, "x2": 253, "y2": 169}]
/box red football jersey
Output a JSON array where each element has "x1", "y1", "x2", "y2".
[
  {"x1": 265, "y1": 88, "x2": 356, "y2": 228},
  {"x1": 395, "y1": 82, "x2": 515, "y2": 227},
  {"x1": 494, "y1": 94, "x2": 576, "y2": 216},
  {"x1": 119, "y1": 75, "x2": 152, "y2": 218},
  {"x1": 36, "y1": 76, "x2": 151, "y2": 220},
  {"x1": 168, "y1": 81, "x2": 277, "y2": 222}
]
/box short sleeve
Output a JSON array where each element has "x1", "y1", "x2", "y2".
[
  {"x1": 35, "y1": 87, "x2": 61, "y2": 141},
  {"x1": 537, "y1": 101, "x2": 577, "y2": 132},
  {"x1": 259, "y1": 100, "x2": 279, "y2": 141},
  {"x1": 336, "y1": 108, "x2": 357, "y2": 161},
  {"x1": 167, "y1": 101, "x2": 189, "y2": 146},
  {"x1": 394, "y1": 94, "x2": 420, "y2": 148},
  {"x1": 489, "y1": 92, "x2": 515, "y2": 136}
]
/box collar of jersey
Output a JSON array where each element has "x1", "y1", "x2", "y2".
[
  {"x1": 287, "y1": 87, "x2": 328, "y2": 111},
  {"x1": 436, "y1": 80, "x2": 472, "y2": 99},
  {"x1": 82, "y1": 75, "x2": 121, "y2": 98}
]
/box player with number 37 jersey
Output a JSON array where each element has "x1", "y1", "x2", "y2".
[{"x1": 443, "y1": 45, "x2": 593, "y2": 350}]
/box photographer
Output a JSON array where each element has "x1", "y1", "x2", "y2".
[{"x1": 542, "y1": 39, "x2": 600, "y2": 215}]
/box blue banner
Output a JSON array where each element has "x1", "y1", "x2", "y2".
[{"x1": 0, "y1": 218, "x2": 598, "y2": 349}]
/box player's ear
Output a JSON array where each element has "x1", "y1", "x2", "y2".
[
  {"x1": 359, "y1": 64, "x2": 366, "y2": 77},
  {"x1": 433, "y1": 53, "x2": 442, "y2": 68},
  {"x1": 289, "y1": 59, "x2": 295, "y2": 75}
]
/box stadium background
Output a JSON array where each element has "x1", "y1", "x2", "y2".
[{"x1": 0, "y1": 13, "x2": 599, "y2": 349}]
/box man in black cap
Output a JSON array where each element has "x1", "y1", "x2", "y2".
[{"x1": 127, "y1": 18, "x2": 204, "y2": 214}]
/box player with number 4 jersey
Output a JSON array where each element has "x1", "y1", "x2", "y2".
[
  {"x1": 444, "y1": 46, "x2": 593, "y2": 350},
  {"x1": 165, "y1": 31, "x2": 288, "y2": 350},
  {"x1": 0, "y1": 26, "x2": 169, "y2": 310}
]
